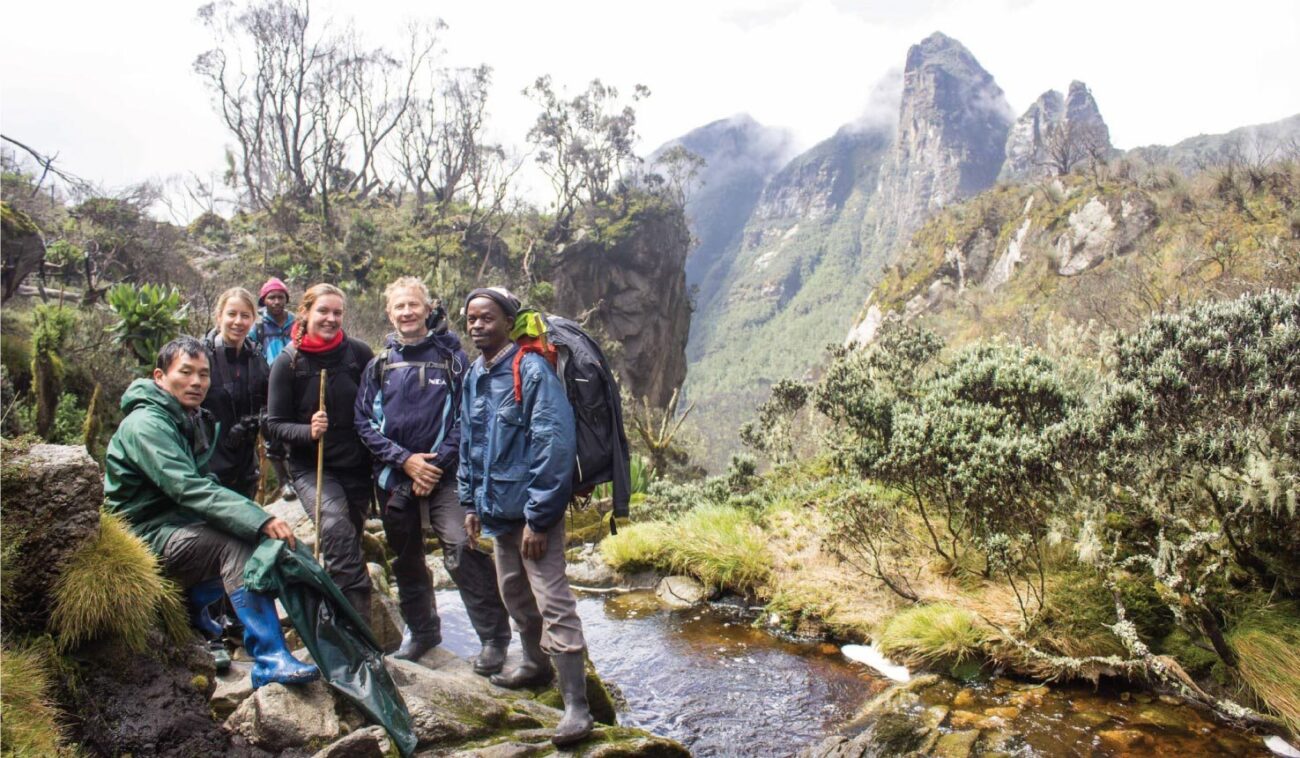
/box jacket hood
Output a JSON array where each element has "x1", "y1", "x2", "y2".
[
  {"x1": 120, "y1": 378, "x2": 188, "y2": 425},
  {"x1": 383, "y1": 328, "x2": 463, "y2": 356}
]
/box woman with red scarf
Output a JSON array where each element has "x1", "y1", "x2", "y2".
[{"x1": 265, "y1": 283, "x2": 377, "y2": 625}]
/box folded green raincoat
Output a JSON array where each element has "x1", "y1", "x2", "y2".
[{"x1": 244, "y1": 540, "x2": 417, "y2": 756}]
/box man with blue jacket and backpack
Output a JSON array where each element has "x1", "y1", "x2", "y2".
[
  {"x1": 458, "y1": 287, "x2": 594, "y2": 747},
  {"x1": 355, "y1": 277, "x2": 512, "y2": 669}
]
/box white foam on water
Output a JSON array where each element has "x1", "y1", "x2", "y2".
[
  {"x1": 1265, "y1": 736, "x2": 1300, "y2": 758},
  {"x1": 840, "y1": 643, "x2": 911, "y2": 682}
]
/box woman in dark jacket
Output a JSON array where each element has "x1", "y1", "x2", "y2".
[
  {"x1": 264, "y1": 283, "x2": 376, "y2": 624},
  {"x1": 202, "y1": 287, "x2": 270, "y2": 499}
]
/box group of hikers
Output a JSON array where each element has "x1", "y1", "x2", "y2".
[{"x1": 102, "y1": 276, "x2": 598, "y2": 747}]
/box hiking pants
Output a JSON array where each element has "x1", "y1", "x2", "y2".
[
  {"x1": 493, "y1": 520, "x2": 586, "y2": 655},
  {"x1": 291, "y1": 465, "x2": 372, "y2": 595},
  {"x1": 379, "y1": 481, "x2": 511, "y2": 645},
  {"x1": 161, "y1": 524, "x2": 255, "y2": 594}
]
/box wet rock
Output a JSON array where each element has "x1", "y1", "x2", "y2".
[
  {"x1": 934, "y1": 729, "x2": 980, "y2": 758},
  {"x1": 952, "y1": 688, "x2": 977, "y2": 708},
  {"x1": 655, "y1": 576, "x2": 708, "y2": 609},
  {"x1": 387, "y1": 658, "x2": 542, "y2": 746},
  {"x1": 225, "y1": 679, "x2": 341, "y2": 752},
  {"x1": 426, "y1": 553, "x2": 456, "y2": 590},
  {"x1": 211, "y1": 661, "x2": 255, "y2": 718},
  {"x1": 311, "y1": 725, "x2": 391, "y2": 757},
  {"x1": 948, "y1": 710, "x2": 985, "y2": 729},
  {"x1": 1130, "y1": 704, "x2": 1189, "y2": 732},
  {"x1": 983, "y1": 706, "x2": 1020, "y2": 720},
  {"x1": 1097, "y1": 728, "x2": 1152, "y2": 752},
  {"x1": 1006, "y1": 686, "x2": 1047, "y2": 708},
  {"x1": 567, "y1": 544, "x2": 619, "y2": 588},
  {"x1": 1, "y1": 443, "x2": 103, "y2": 631},
  {"x1": 922, "y1": 705, "x2": 949, "y2": 731}
]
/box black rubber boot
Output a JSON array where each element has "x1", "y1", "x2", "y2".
[
  {"x1": 550, "y1": 651, "x2": 594, "y2": 746},
  {"x1": 490, "y1": 628, "x2": 552, "y2": 689},
  {"x1": 393, "y1": 626, "x2": 441, "y2": 661},
  {"x1": 271, "y1": 458, "x2": 297, "y2": 500},
  {"x1": 344, "y1": 587, "x2": 373, "y2": 632},
  {"x1": 473, "y1": 640, "x2": 509, "y2": 676}
]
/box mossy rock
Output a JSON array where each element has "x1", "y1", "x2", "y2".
[{"x1": 535, "y1": 658, "x2": 618, "y2": 726}]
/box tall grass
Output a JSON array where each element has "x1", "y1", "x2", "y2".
[
  {"x1": 600, "y1": 504, "x2": 772, "y2": 595},
  {"x1": 876, "y1": 603, "x2": 988, "y2": 667},
  {"x1": 1229, "y1": 604, "x2": 1300, "y2": 735},
  {"x1": 0, "y1": 642, "x2": 66, "y2": 756},
  {"x1": 50, "y1": 510, "x2": 190, "y2": 652}
]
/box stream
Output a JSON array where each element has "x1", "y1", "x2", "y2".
[{"x1": 433, "y1": 589, "x2": 1278, "y2": 757}]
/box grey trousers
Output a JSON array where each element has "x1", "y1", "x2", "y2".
[
  {"x1": 291, "y1": 465, "x2": 373, "y2": 594},
  {"x1": 493, "y1": 520, "x2": 586, "y2": 655},
  {"x1": 161, "y1": 523, "x2": 255, "y2": 593},
  {"x1": 379, "y1": 481, "x2": 511, "y2": 645}
]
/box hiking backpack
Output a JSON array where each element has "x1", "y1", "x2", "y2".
[{"x1": 510, "y1": 308, "x2": 631, "y2": 519}]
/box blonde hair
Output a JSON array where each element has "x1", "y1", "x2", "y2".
[
  {"x1": 384, "y1": 277, "x2": 432, "y2": 311},
  {"x1": 213, "y1": 287, "x2": 257, "y2": 324},
  {"x1": 292, "y1": 283, "x2": 347, "y2": 360}
]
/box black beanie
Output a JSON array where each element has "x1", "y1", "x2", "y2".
[{"x1": 464, "y1": 287, "x2": 520, "y2": 321}]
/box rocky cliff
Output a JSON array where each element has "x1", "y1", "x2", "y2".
[
  {"x1": 1001, "y1": 81, "x2": 1111, "y2": 181},
  {"x1": 550, "y1": 197, "x2": 693, "y2": 407},
  {"x1": 872, "y1": 32, "x2": 1014, "y2": 246}
]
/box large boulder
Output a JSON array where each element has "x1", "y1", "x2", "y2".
[
  {"x1": 311, "y1": 725, "x2": 393, "y2": 758},
  {"x1": 654, "y1": 576, "x2": 709, "y2": 610},
  {"x1": 1, "y1": 442, "x2": 103, "y2": 632},
  {"x1": 225, "y1": 679, "x2": 342, "y2": 752}
]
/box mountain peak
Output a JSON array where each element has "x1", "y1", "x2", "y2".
[{"x1": 1001, "y1": 80, "x2": 1111, "y2": 180}]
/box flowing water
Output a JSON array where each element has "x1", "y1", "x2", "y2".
[{"x1": 433, "y1": 589, "x2": 1280, "y2": 757}]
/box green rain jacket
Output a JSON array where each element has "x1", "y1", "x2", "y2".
[{"x1": 104, "y1": 378, "x2": 272, "y2": 555}]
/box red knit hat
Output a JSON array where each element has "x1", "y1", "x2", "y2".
[{"x1": 258, "y1": 277, "x2": 289, "y2": 305}]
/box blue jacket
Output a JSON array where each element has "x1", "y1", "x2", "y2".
[
  {"x1": 252, "y1": 309, "x2": 295, "y2": 366},
  {"x1": 456, "y1": 344, "x2": 576, "y2": 536},
  {"x1": 354, "y1": 330, "x2": 467, "y2": 493}
]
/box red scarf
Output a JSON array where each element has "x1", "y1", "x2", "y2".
[{"x1": 293, "y1": 321, "x2": 346, "y2": 354}]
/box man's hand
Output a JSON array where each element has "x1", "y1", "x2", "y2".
[
  {"x1": 309, "y1": 410, "x2": 329, "y2": 440},
  {"x1": 464, "y1": 512, "x2": 481, "y2": 546},
  {"x1": 261, "y1": 516, "x2": 297, "y2": 550},
  {"x1": 402, "y1": 453, "x2": 442, "y2": 495},
  {"x1": 521, "y1": 524, "x2": 547, "y2": 561}
]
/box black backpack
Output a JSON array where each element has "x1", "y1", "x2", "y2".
[{"x1": 510, "y1": 309, "x2": 631, "y2": 520}]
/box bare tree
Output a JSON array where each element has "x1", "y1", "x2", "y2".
[
  {"x1": 1040, "y1": 120, "x2": 1109, "y2": 177},
  {"x1": 394, "y1": 64, "x2": 494, "y2": 211}
]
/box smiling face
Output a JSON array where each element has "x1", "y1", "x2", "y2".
[
  {"x1": 466, "y1": 297, "x2": 511, "y2": 358},
  {"x1": 218, "y1": 297, "x2": 256, "y2": 346},
  {"x1": 386, "y1": 286, "x2": 432, "y2": 341},
  {"x1": 306, "y1": 294, "x2": 346, "y2": 340},
  {"x1": 154, "y1": 351, "x2": 211, "y2": 411}
]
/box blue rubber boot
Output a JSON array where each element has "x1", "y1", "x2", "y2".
[
  {"x1": 187, "y1": 578, "x2": 226, "y2": 639},
  {"x1": 228, "y1": 587, "x2": 320, "y2": 689},
  {"x1": 188, "y1": 579, "x2": 232, "y2": 672}
]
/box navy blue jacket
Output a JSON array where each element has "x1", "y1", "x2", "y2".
[
  {"x1": 456, "y1": 344, "x2": 577, "y2": 536},
  {"x1": 354, "y1": 330, "x2": 467, "y2": 493}
]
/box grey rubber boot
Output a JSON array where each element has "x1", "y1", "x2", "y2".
[
  {"x1": 473, "y1": 640, "x2": 509, "y2": 676},
  {"x1": 489, "y1": 627, "x2": 553, "y2": 689},
  {"x1": 550, "y1": 651, "x2": 594, "y2": 746}
]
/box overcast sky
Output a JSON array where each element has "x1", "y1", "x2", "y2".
[{"x1": 3, "y1": 0, "x2": 1298, "y2": 217}]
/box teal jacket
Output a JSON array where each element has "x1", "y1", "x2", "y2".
[{"x1": 104, "y1": 379, "x2": 272, "y2": 555}]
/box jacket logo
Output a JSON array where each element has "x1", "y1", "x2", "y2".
[{"x1": 429, "y1": 378, "x2": 446, "y2": 386}]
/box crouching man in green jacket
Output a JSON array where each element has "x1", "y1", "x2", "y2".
[{"x1": 104, "y1": 336, "x2": 319, "y2": 689}]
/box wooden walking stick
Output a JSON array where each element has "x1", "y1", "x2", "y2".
[{"x1": 314, "y1": 368, "x2": 327, "y2": 561}]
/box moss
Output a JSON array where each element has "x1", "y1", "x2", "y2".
[
  {"x1": 1, "y1": 201, "x2": 39, "y2": 236},
  {"x1": 50, "y1": 510, "x2": 190, "y2": 652},
  {"x1": 191, "y1": 674, "x2": 210, "y2": 692},
  {"x1": 0, "y1": 641, "x2": 68, "y2": 757},
  {"x1": 1155, "y1": 628, "x2": 1219, "y2": 679}
]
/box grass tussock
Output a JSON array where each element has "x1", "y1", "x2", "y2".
[
  {"x1": 600, "y1": 505, "x2": 772, "y2": 595},
  {"x1": 0, "y1": 642, "x2": 67, "y2": 757},
  {"x1": 50, "y1": 510, "x2": 189, "y2": 652},
  {"x1": 876, "y1": 603, "x2": 988, "y2": 667},
  {"x1": 601, "y1": 522, "x2": 672, "y2": 570},
  {"x1": 1228, "y1": 603, "x2": 1300, "y2": 735}
]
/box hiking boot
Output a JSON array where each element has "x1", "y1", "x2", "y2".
[
  {"x1": 490, "y1": 629, "x2": 553, "y2": 689},
  {"x1": 550, "y1": 651, "x2": 594, "y2": 746},
  {"x1": 393, "y1": 627, "x2": 441, "y2": 661},
  {"x1": 229, "y1": 588, "x2": 319, "y2": 689},
  {"x1": 473, "y1": 640, "x2": 509, "y2": 676}
]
